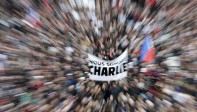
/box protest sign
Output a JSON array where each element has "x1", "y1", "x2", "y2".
[{"x1": 88, "y1": 49, "x2": 128, "y2": 81}]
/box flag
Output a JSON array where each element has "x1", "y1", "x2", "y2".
[{"x1": 140, "y1": 35, "x2": 155, "y2": 62}]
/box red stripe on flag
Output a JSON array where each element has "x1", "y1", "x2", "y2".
[{"x1": 143, "y1": 48, "x2": 155, "y2": 62}]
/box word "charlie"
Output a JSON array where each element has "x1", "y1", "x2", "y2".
[{"x1": 89, "y1": 63, "x2": 127, "y2": 76}]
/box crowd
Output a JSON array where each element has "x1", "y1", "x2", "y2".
[{"x1": 0, "y1": 0, "x2": 196, "y2": 112}]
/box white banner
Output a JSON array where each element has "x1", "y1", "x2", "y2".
[{"x1": 88, "y1": 49, "x2": 128, "y2": 81}]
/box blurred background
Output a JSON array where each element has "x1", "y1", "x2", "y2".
[{"x1": 0, "y1": 0, "x2": 196, "y2": 112}]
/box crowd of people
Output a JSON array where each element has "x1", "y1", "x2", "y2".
[{"x1": 0, "y1": 0, "x2": 196, "y2": 111}]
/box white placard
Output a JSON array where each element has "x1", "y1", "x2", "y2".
[{"x1": 88, "y1": 49, "x2": 128, "y2": 81}]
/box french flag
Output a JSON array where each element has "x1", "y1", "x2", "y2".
[{"x1": 140, "y1": 35, "x2": 155, "y2": 62}]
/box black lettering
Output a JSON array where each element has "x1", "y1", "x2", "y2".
[
  {"x1": 94, "y1": 66, "x2": 101, "y2": 75},
  {"x1": 119, "y1": 65, "x2": 123, "y2": 73},
  {"x1": 98, "y1": 62, "x2": 102, "y2": 65},
  {"x1": 88, "y1": 65, "x2": 93, "y2": 74},
  {"x1": 102, "y1": 62, "x2": 105, "y2": 66},
  {"x1": 107, "y1": 63, "x2": 111, "y2": 66},
  {"x1": 94, "y1": 61, "x2": 97, "y2": 65},
  {"x1": 101, "y1": 67, "x2": 108, "y2": 76},
  {"x1": 114, "y1": 62, "x2": 119, "y2": 65},
  {"x1": 123, "y1": 63, "x2": 127, "y2": 72},
  {"x1": 109, "y1": 67, "x2": 115, "y2": 76},
  {"x1": 116, "y1": 66, "x2": 119, "y2": 74},
  {"x1": 89, "y1": 60, "x2": 94, "y2": 64}
]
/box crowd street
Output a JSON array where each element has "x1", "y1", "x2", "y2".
[{"x1": 0, "y1": 0, "x2": 196, "y2": 112}]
